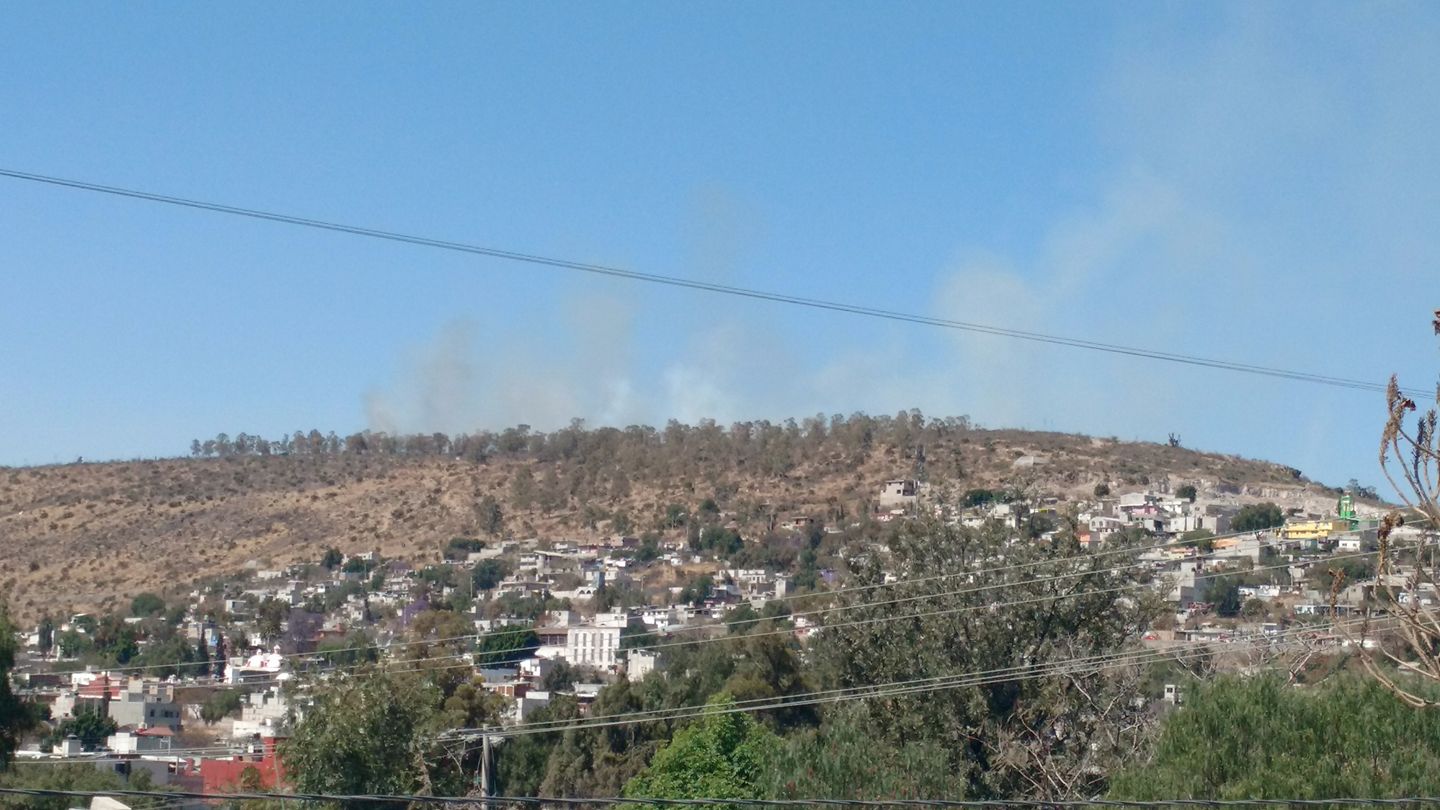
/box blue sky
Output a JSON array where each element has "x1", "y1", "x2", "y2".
[{"x1": 1, "y1": 3, "x2": 1436, "y2": 489}]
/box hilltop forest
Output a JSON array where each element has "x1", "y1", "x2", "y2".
[{"x1": 0, "y1": 411, "x2": 1327, "y2": 622}]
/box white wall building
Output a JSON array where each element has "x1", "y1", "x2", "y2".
[
  {"x1": 566, "y1": 624, "x2": 621, "y2": 668},
  {"x1": 627, "y1": 650, "x2": 661, "y2": 681}
]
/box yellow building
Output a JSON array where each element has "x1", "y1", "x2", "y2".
[{"x1": 1280, "y1": 518, "x2": 1351, "y2": 542}]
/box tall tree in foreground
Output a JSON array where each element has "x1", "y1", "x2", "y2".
[
  {"x1": 621, "y1": 695, "x2": 780, "y2": 808},
  {"x1": 1348, "y1": 310, "x2": 1440, "y2": 706},
  {"x1": 0, "y1": 605, "x2": 35, "y2": 769},
  {"x1": 812, "y1": 515, "x2": 1163, "y2": 801},
  {"x1": 281, "y1": 672, "x2": 444, "y2": 807}
]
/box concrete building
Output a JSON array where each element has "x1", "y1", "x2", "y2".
[
  {"x1": 566, "y1": 624, "x2": 621, "y2": 669},
  {"x1": 107, "y1": 728, "x2": 174, "y2": 754},
  {"x1": 878, "y1": 479, "x2": 919, "y2": 508},
  {"x1": 1281, "y1": 518, "x2": 1352, "y2": 542},
  {"x1": 627, "y1": 650, "x2": 661, "y2": 681},
  {"x1": 108, "y1": 681, "x2": 183, "y2": 731},
  {"x1": 232, "y1": 687, "x2": 291, "y2": 739}
]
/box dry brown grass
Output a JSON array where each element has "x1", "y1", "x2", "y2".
[{"x1": 0, "y1": 430, "x2": 1319, "y2": 623}]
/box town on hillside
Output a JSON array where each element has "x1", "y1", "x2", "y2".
[{"x1": 4, "y1": 473, "x2": 1417, "y2": 798}]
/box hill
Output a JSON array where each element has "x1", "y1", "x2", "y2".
[{"x1": 0, "y1": 414, "x2": 1348, "y2": 623}]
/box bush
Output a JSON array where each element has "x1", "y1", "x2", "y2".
[
  {"x1": 130, "y1": 592, "x2": 165, "y2": 618},
  {"x1": 1232, "y1": 502, "x2": 1284, "y2": 533},
  {"x1": 200, "y1": 689, "x2": 244, "y2": 725}
]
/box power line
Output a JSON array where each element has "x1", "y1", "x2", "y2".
[
  {"x1": 317, "y1": 533, "x2": 1435, "y2": 685},
  {"x1": 92, "y1": 517, "x2": 1398, "y2": 683},
  {"x1": 458, "y1": 616, "x2": 1385, "y2": 739},
  {"x1": 242, "y1": 540, "x2": 1413, "y2": 728},
  {"x1": 206, "y1": 531, "x2": 1425, "y2": 694},
  {"x1": 0, "y1": 167, "x2": 1418, "y2": 398}
]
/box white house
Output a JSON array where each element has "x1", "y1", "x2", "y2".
[
  {"x1": 566, "y1": 624, "x2": 622, "y2": 669},
  {"x1": 627, "y1": 650, "x2": 661, "y2": 680}
]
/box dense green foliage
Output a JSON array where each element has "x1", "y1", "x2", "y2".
[
  {"x1": 443, "y1": 537, "x2": 485, "y2": 561},
  {"x1": 472, "y1": 559, "x2": 509, "y2": 591},
  {"x1": 623, "y1": 696, "x2": 780, "y2": 807},
  {"x1": 129, "y1": 592, "x2": 166, "y2": 618},
  {"x1": 1232, "y1": 502, "x2": 1285, "y2": 532},
  {"x1": 476, "y1": 626, "x2": 539, "y2": 666},
  {"x1": 316, "y1": 631, "x2": 380, "y2": 666},
  {"x1": 0, "y1": 607, "x2": 34, "y2": 768},
  {"x1": 812, "y1": 515, "x2": 1162, "y2": 801},
  {"x1": 282, "y1": 658, "x2": 509, "y2": 807},
  {"x1": 759, "y1": 705, "x2": 964, "y2": 800},
  {"x1": 47, "y1": 709, "x2": 116, "y2": 752},
  {"x1": 1110, "y1": 676, "x2": 1440, "y2": 800},
  {"x1": 200, "y1": 689, "x2": 244, "y2": 725},
  {"x1": 281, "y1": 672, "x2": 442, "y2": 806},
  {"x1": 1207, "y1": 575, "x2": 1243, "y2": 617},
  {"x1": 0, "y1": 763, "x2": 139, "y2": 810}
]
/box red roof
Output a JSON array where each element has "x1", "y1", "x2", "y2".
[
  {"x1": 134, "y1": 726, "x2": 175, "y2": 736},
  {"x1": 77, "y1": 675, "x2": 124, "y2": 700},
  {"x1": 202, "y1": 738, "x2": 289, "y2": 793}
]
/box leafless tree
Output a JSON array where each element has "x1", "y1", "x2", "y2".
[{"x1": 1344, "y1": 310, "x2": 1440, "y2": 706}]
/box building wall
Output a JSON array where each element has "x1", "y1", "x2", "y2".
[
  {"x1": 109, "y1": 696, "x2": 183, "y2": 730},
  {"x1": 566, "y1": 626, "x2": 621, "y2": 668}
]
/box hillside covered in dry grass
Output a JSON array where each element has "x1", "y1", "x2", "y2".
[{"x1": 0, "y1": 413, "x2": 1335, "y2": 622}]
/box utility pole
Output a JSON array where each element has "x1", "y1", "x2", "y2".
[
  {"x1": 467, "y1": 728, "x2": 500, "y2": 810},
  {"x1": 479, "y1": 730, "x2": 493, "y2": 808}
]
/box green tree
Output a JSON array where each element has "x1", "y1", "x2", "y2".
[
  {"x1": 195, "y1": 636, "x2": 211, "y2": 677},
  {"x1": 496, "y1": 697, "x2": 579, "y2": 796},
  {"x1": 760, "y1": 704, "x2": 964, "y2": 800},
  {"x1": 963, "y1": 488, "x2": 998, "y2": 508},
  {"x1": 1176, "y1": 484, "x2": 1198, "y2": 502},
  {"x1": 90, "y1": 615, "x2": 139, "y2": 665},
  {"x1": 320, "y1": 547, "x2": 343, "y2": 570},
  {"x1": 510, "y1": 468, "x2": 537, "y2": 510},
  {"x1": 622, "y1": 695, "x2": 780, "y2": 806},
  {"x1": 1110, "y1": 676, "x2": 1440, "y2": 800},
  {"x1": 724, "y1": 604, "x2": 759, "y2": 635},
  {"x1": 129, "y1": 592, "x2": 165, "y2": 618},
  {"x1": 0, "y1": 607, "x2": 36, "y2": 767},
  {"x1": 1093, "y1": 482, "x2": 1111, "y2": 498},
  {"x1": 1181, "y1": 529, "x2": 1216, "y2": 553},
  {"x1": 540, "y1": 660, "x2": 576, "y2": 692},
  {"x1": 341, "y1": 556, "x2": 373, "y2": 574},
  {"x1": 36, "y1": 617, "x2": 54, "y2": 657},
  {"x1": 280, "y1": 672, "x2": 445, "y2": 807},
  {"x1": 129, "y1": 633, "x2": 202, "y2": 679},
  {"x1": 317, "y1": 631, "x2": 380, "y2": 666},
  {"x1": 662, "y1": 503, "x2": 688, "y2": 529},
  {"x1": 680, "y1": 575, "x2": 714, "y2": 606},
  {"x1": 443, "y1": 537, "x2": 484, "y2": 561},
  {"x1": 472, "y1": 559, "x2": 509, "y2": 592},
  {"x1": 256, "y1": 598, "x2": 288, "y2": 642},
  {"x1": 479, "y1": 495, "x2": 505, "y2": 536},
  {"x1": 1231, "y1": 502, "x2": 1284, "y2": 532},
  {"x1": 200, "y1": 690, "x2": 244, "y2": 725},
  {"x1": 56, "y1": 629, "x2": 91, "y2": 659},
  {"x1": 634, "y1": 535, "x2": 661, "y2": 565},
  {"x1": 1209, "y1": 576, "x2": 1243, "y2": 618},
  {"x1": 48, "y1": 709, "x2": 116, "y2": 752},
  {"x1": 813, "y1": 516, "x2": 1161, "y2": 801},
  {"x1": 0, "y1": 763, "x2": 130, "y2": 810},
  {"x1": 476, "y1": 626, "x2": 539, "y2": 667},
  {"x1": 541, "y1": 676, "x2": 690, "y2": 797}
]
